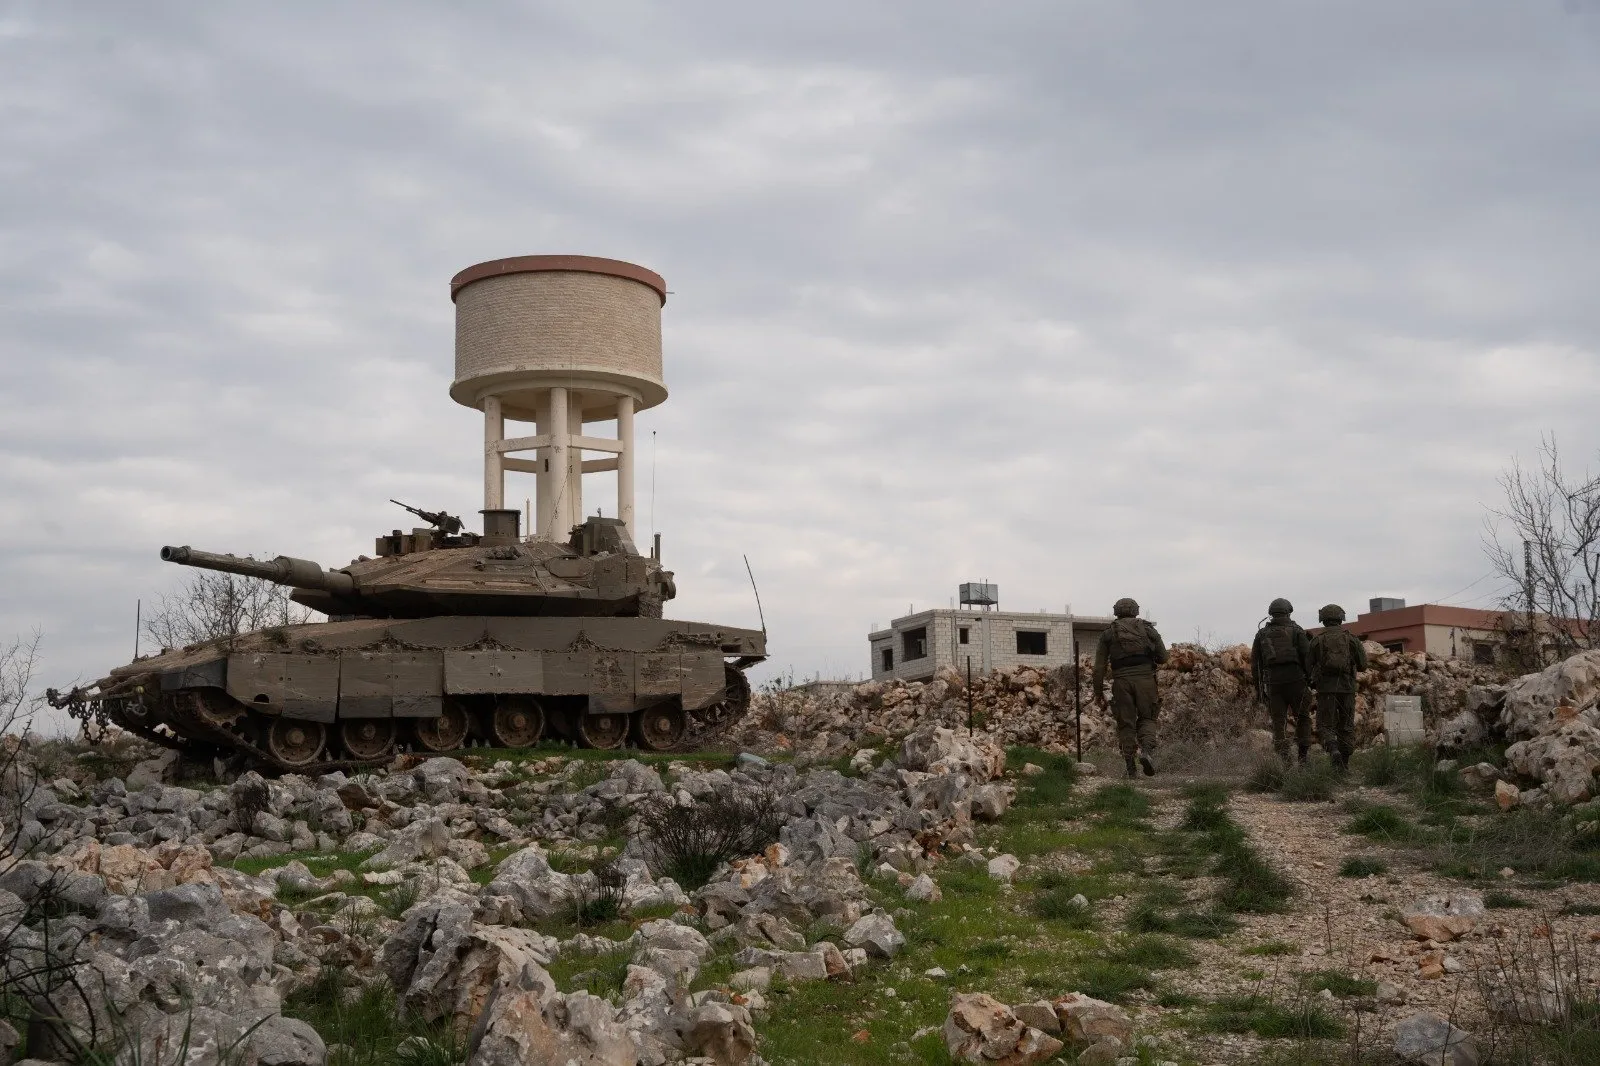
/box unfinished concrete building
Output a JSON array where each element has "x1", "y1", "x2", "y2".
[{"x1": 869, "y1": 586, "x2": 1111, "y2": 683}]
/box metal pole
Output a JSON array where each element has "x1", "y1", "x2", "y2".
[
  {"x1": 1073, "y1": 637, "x2": 1082, "y2": 762},
  {"x1": 1524, "y1": 538, "x2": 1536, "y2": 665},
  {"x1": 134, "y1": 599, "x2": 141, "y2": 659},
  {"x1": 966, "y1": 655, "x2": 973, "y2": 732}
]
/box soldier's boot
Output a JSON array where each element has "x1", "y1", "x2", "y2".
[
  {"x1": 1139, "y1": 752, "x2": 1156, "y2": 778},
  {"x1": 1124, "y1": 755, "x2": 1138, "y2": 779},
  {"x1": 1337, "y1": 750, "x2": 1352, "y2": 771},
  {"x1": 1296, "y1": 744, "x2": 1309, "y2": 766}
]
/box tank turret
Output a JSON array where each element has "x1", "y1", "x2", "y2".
[{"x1": 159, "y1": 515, "x2": 677, "y2": 620}]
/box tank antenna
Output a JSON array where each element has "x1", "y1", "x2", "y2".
[
  {"x1": 650, "y1": 430, "x2": 658, "y2": 535},
  {"x1": 744, "y1": 554, "x2": 766, "y2": 635}
]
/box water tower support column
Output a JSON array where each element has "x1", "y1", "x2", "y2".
[
  {"x1": 567, "y1": 391, "x2": 585, "y2": 526},
  {"x1": 617, "y1": 395, "x2": 635, "y2": 534},
  {"x1": 549, "y1": 387, "x2": 571, "y2": 536},
  {"x1": 483, "y1": 395, "x2": 505, "y2": 509}
]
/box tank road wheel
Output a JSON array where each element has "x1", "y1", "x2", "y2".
[
  {"x1": 412, "y1": 700, "x2": 470, "y2": 753},
  {"x1": 267, "y1": 719, "x2": 326, "y2": 768},
  {"x1": 694, "y1": 665, "x2": 753, "y2": 736},
  {"x1": 489, "y1": 697, "x2": 544, "y2": 748},
  {"x1": 577, "y1": 712, "x2": 629, "y2": 750},
  {"x1": 631, "y1": 704, "x2": 687, "y2": 752},
  {"x1": 339, "y1": 719, "x2": 396, "y2": 760}
]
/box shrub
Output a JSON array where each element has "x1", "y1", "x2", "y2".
[
  {"x1": 635, "y1": 787, "x2": 783, "y2": 891},
  {"x1": 1202, "y1": 995, "x2": 1344, "y2": 1039},
  {"x1": 1032, "y1": 887, "x2": 1096, "y2": 928},
  {"x1": 1346, "y1": 804, "x2": 1413, "y2": 841},
  {"x1": 568, "y1": 861, "x2": 627, "y2": 928},
  {"x1": 1339, "y1": 856, "x2": 1388, "y2": 878}
]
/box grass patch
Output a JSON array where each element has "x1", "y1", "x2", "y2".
[
  {"x1": 1442, "y1": 808, "x2": 1600, "y2": 883},
  {"x1": 1087, "y1": 782, "x2": 1152, "y2": 823},
  {"x1": 285, "y1": 973, "x2": 459, "y2": 1066},
  {"x1": 1008, "y1": 747, "x2": 1078, "y2": 812},
  {"x1": 546, "y1": 946, "x2": 634, "y2": 997},
  {"x1": 1247, "y1": 758, "x2": 1340, "y2": 802},
  {"x1": 1345, "y1": 804, "x2": 1414, "y2": 842},
  {"x1": 940, "y1": 864, "x2": 1000, "y2": 899},
  {"x1": 1109, "y1": 935, "x2": 1195, "y2": 970},
  {"x1": 1184, "y1": 791, "x2": 1294, "y2": 914},
  {"x1": 1202, "y1": 995, "x2": 1345, "y2": 1039},
  {"x1": 1299, "y1": 970, "x2": 1376, "y2": 997},
  {"x1": 1485, "y1": 889, "x2": 1532, "y2": 909},
  {"x1": 1562, "y1": 902, "x2": 1600, "y2": 916},
  {"x1": 1339, "y1": 856, "x2": 1389, "y2": 878},
  {"x1": 1031, "y1": 886, "x2": 1096, "y2": 928}
]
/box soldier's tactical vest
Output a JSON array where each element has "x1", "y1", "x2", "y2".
[
  {"x1": 1109, "y1": 618, "x2": 1155, "y2": 670},
  {"x1": 1261, "y1": 623, "x2": 1299, "y2": 667}
]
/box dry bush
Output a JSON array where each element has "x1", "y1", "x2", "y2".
[
  {"x1": 143, "y1": 569, "x2": 310, "y2": 650},
  {"x1": 635, "y1": 787, "x2": 783, "y2": 890}
]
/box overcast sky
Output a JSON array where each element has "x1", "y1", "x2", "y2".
[{"x1": 4, "y1": 1, "x2": 1600, "y2": 726}]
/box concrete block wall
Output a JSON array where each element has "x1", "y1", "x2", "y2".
[{"x1": 870, "y1": 609, "x2": 1087, "y2": 683}]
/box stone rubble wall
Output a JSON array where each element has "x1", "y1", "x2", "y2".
[{"x1": 735, "y1": 642, "x2": 1506, "y2": 762}]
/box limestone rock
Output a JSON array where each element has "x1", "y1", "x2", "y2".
[
  {"x1": 1053, "y1": 992, "x2": 1133, "y2": 1046},
  {"x1": 844, "y1": 912, "x2": 905, "y2": 959},
  {"x1": 1393, "y1": 1012, "x2": 1479, "y2": 1066},
  {"x1": 905, "y1": 873, "x2": 942, "y2": 903},
  {"x1": 942, "y1": 992, "x2": 1063, "y2": 1066},
  {"x1": 465, "y1": 965, "x2": 636, "y2": 1066},
  {"x1": 682, "y1": 1000, "x2": 757, "y2": 1065},
  {"x1": 1402, "y1": 893, "x2": 1485, "y2": 943},
  {"x1": 987, "y1": 854, "x2": 1020, "y2": 883}
]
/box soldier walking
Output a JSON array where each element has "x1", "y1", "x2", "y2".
[
  {"x1": 1092, "y1": 598, "x2": 1168, "y2": 778},
  {"x1": 1250, "y1": 598, "x2": 1313, "y2": 764},
  {"x1": 1309, "y1": 604, "x2": 1368, "y2": 770}
]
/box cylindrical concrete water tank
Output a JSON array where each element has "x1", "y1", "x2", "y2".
[
  {"x1": 450, "y1": 255, "x2": 668, "y2": 419},
  {"x1": 449, "y1": 255, "x2": 668, "y2": 539}
]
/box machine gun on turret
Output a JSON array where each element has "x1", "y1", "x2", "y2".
[{"x1": 390, "y1": 500, "x2": 464, "y2": 535}]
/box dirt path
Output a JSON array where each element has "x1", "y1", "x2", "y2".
[{"x1": 1140, "y1": 774, "x2": 1600, "y2": 1062}]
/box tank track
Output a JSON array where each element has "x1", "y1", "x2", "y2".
[
  {"x1": 54, "y1": 672, "x2": 754, "y2": 774},
  {"x1": 52, "y1": 686, "x2": 400, "y2": 777}
]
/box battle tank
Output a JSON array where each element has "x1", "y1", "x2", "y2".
[{"x1": 52, "y1": 506, "x2": 765, "y2": 771}]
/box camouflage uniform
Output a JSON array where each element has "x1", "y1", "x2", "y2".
[
  {"x1": 1250, "y1": 600, "x2": 1313, "y2": 762},
  {"x1": 1309, "y1": 605, "x2": 1368, "y2": 767},
  {"x1": 1092, "y1": 599, "x2": 1168, "y2": 775}
]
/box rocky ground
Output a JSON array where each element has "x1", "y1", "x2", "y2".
[{"x1": 4, "y1": 649, "x2": 1600, "y2": 1065}]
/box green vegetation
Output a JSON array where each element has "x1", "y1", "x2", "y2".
[
  {"x1": 546, "y1": 945, "x2": 634, "y2": 997},
  {"x1": 285, "y1": 973, "x2": 461, "y2": 1066},
  {"x1": 1298, "y1": 970, "x2": 1376, "y2": 997},
  {"x1": 1338, "y1": 856, "x2": 1388, "y2": 878},
  {"x1": 1201, "y1": 995, "x2": 1344, "y2": 1040},
  {"x1": 1344, "y1": 803, "x2": 1414, "y2": 842},
  {"x1": 1484, "y1": 889, "x2": 1531, "y2": 909}
]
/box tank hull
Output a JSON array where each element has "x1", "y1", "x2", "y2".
[{"x1": 68, "y1": 615, "x2": 764, "y2": 771}]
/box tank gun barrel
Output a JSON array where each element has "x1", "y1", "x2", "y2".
[{"x1": 159, "y1": 546, "x2": 356, "y2": 596}]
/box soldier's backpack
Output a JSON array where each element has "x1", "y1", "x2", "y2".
[
  {"x1": 1318, "y1": 630, "x2": 1353, "y2": 675},
  {"x1": 1260, "y1": 623, "x2": 1300, "y2": 667},
  {"x1": 1110, "y1": 618, "x2": 1153, "y2": 661}
]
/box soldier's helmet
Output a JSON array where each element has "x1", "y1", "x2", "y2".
[
  {"x1": 1113, "y1": 597, "x2": 1140, "y2": 618},
  {"x1": 1269, "y1": 598, "x2": 1293, "y2": 617},
  {"x1": 1318, "y1": 604, "x2": 1346, "y2": 624}
]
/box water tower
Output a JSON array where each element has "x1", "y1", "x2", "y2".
[{"x1": 450, "y1": 255, "x2": 668, "y2": 540}]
